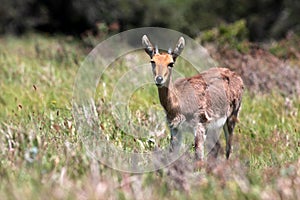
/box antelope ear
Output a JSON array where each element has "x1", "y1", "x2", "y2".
[
  {"x1": 172, "y1": 36, "x2": 185, "y2": 61},
  {"x1": 142, "y1": 35, "x2": 154, "y2": 58}
]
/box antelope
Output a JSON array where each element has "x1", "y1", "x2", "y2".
[{"x1": 142, "y1": 35, "x2": 244, "y2": 162}]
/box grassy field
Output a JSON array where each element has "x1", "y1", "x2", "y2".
[{"x1": 0, "y1": 33, "x2": 299, "y2": 200}]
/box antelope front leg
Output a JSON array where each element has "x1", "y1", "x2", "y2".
[
  {"x1": 194, "y1": 123, "x2": 206, "y2": 161},
  {"x1": 170, "y1": 127, "x2": 181, "y2": 153},
  {"x1": 168, "y1": 114, "x2": 186, "y2": 129},
  {"x1": 168, "y1": 114, "x2": 185, "y2": 153}
]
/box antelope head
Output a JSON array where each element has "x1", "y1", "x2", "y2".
[{"x1": 142, "y1": 35, "x2": 185, "y2": 87}]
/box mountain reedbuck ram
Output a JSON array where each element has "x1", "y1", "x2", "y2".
[{"x1": 142, "y1": 35, "x2": 244, "y2": 162}]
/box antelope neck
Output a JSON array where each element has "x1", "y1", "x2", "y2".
[{"x1": 157, "y1": 74, "x2": 179, "y2": 116}]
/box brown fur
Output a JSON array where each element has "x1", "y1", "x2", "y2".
[
  {"x1": 170, "y1": 68, "x2": 243, "y2": 125},
  {"x1": 142, "y1": 35, "x2": 244, "y2": 162}
]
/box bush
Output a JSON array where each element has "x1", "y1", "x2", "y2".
[
  {"x1": 0, "y1": 0, "x2": 299, "y2": 41},
  {"x1": 199, "y1": 20, "x2": 249, "y2": 52}
]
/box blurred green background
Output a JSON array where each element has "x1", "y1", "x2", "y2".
[{"x1": 1, "y1": 0, "x2": 299, "y2": 41}]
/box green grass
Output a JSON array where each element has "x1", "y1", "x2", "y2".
[{"x1": 0, "y1": 33, "x2": 299, "y2": 199}]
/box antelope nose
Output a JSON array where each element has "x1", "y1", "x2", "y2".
[{"x1": 155, "y1": 76, "x2": 163, "y2": 84}]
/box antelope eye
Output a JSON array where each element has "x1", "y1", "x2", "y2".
[
  {"x1": 168, "y1": 62, "x2": 174, "y2": 67},
  {"x1": 150, "y1": 60, "x2": 156, "y2": 68}
]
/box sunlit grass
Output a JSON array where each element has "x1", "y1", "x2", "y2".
[{"x1": 0, "y1": 33, "x2": 299, "y2": 199}]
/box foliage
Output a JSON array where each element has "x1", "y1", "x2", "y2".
[
  {"x1": 269, "y1": 33, "x2": 300, "y2": 61},
  {"x1": 1, "y1": 0, "x2": 300, "y2": 41},
  {"x1": 199, "y1": 20, "x2": 250, "y2": 52}
]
